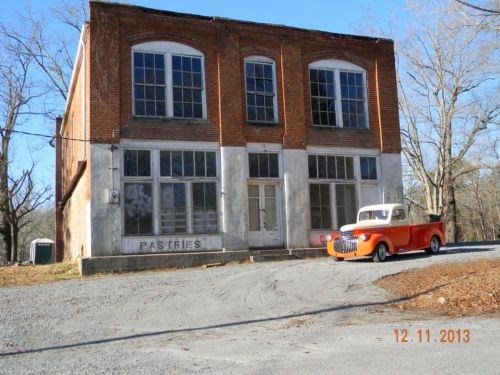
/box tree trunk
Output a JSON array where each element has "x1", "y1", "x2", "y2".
[
  {"x1": 442, "y1": 172, "x2": 458, "y2": 243},
  {"x1": 10, "y1": 224, "x2": 18, "y2": 262},
  {"x1": 2, "y1": 217, "x2": 11, "y2": 262}
]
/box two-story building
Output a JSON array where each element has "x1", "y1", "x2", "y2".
[{"x1": 55, "y1": 1, "x2": 403, "y2": 264}]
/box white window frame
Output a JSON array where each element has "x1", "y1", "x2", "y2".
[
  {"x1": 309, "y1": 59, "x2": 369, "y2": 129},
  {"x1": 244, "y1": 55, "x2": 279, "y2": 124},
  {"x1": 121, "y1": 146, "x2": 220, "y2": 237},
  {"x1": 131, "y1": 41, "x2": 207, "y2": 120}
]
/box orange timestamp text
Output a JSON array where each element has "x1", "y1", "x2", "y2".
[{"x1": 394, "y1": 328, "x2": 470, "y2": 343}]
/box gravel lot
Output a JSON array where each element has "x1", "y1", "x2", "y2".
[{"x1": 1, "y1": 244, "x2": 499, "y2": 374}]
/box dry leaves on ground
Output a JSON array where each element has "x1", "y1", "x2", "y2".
[{"x1": 376, "y1": 259, "x2": 500, "y2": 317}]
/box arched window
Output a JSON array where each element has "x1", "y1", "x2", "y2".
[
  {"x1": 309, "y1": 60, "x2": 368, "y2": 129},
  {"x1": 244, "y1": 56, "x2": 278, "y2": 124},
  {"x1": 132, "y1": 41, "x2": 206, "y2": 119}
]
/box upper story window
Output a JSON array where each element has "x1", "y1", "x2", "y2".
[
  {"x1": 309, "y1": 60, "x2": 368, "y2": 129},
  {"x1": 132, "y1": 41, "x2": 206, "y2": 120},
  {"x1": 245, "y1": 56, "x2": 278, "y2": 124}
]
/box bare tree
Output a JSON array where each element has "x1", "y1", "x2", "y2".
[
  {"x1": 3, "y1": 166, "x2": 51, "y2": 261},
  {"x1": 0, "y1": 26, "x2": 52, "y2": 262},
  {"x1": 398, "y1": 0, "x2": 499, "y2": 241},
  {"x1": 451, "y1": 0, "x2": 500, "y2": 32}
]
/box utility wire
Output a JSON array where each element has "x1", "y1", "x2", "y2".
[{"x1": 0, "y1": 127, "x2": 98, "y2": 142}]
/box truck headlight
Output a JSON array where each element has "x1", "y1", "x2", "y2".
[{"x1": 359, "y1": 233, "x2": 372, "y2": 241}]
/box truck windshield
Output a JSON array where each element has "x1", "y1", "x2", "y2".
[{"x1": 359, "y1": 210, "x2": 389, "y2": 221}]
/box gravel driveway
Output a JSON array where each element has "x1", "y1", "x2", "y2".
[{"x1": 1, "y1": 244, "x2": 499, "y2": 374}]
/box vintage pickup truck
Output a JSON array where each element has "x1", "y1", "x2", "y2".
[{"x1": 326, "y1": 203, "x2": 446, "y2": 262}]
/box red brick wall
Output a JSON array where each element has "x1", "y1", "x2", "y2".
[{"x1": 88, "y1": 2, "x2": 401, "y2": 153}]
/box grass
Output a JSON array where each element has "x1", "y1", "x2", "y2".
[{"x1": 0, "y1": 262, "x2": 81, "y2": 288}]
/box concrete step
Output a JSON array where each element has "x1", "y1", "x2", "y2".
[
  {"x1": 251, "y1": 249, "x2": 290, "y2": 256},
  {"x1": 250, "y1": 254, "x2": 298, "y2": 263}
]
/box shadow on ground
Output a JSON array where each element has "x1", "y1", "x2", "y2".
[{"x1": 0, "y1": 283, "x2": 448, "y2": 358}]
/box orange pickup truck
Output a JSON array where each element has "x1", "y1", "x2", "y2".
[{"x1": 326, "y1": 204, "x2": 446, "y2": 262}]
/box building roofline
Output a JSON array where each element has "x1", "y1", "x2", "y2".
[{"x1": 89, "y1": 1, "x2": 393, "y2": 44}]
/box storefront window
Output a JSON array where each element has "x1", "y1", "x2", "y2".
[
  {"x1": 192, "y1": 182, "x2": 217, "y2": 233},
  {"x1": 123, "y1": 149, "x2": 218, "y2": 236},
  {"x1": 310, "y1": 184, "x2": 331, "y2": 229},
  {"x1": 124, "y1": 183, "x2": 153, "y2": 235}
]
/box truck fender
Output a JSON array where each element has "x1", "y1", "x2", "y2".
[
  {"x1": 426, "y1": 228, "x2": 445, "y2": 247},
  {"x1": 366, "y1": 233, "x2": 395, "y2": 255}
]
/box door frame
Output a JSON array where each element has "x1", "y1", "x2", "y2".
[{"x1": 247, "y1": 181, "x2": 284, "y2": 249}]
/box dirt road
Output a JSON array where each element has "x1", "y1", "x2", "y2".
[{"x1": 1, "y1": 244, "x2": 499, "y2": 374}]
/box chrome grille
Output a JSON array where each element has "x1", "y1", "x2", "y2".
[{"x1": 333, "y1": 233, "x2": 358, "y2": 254}]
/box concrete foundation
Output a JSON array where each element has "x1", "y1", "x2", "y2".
[{"x1": 79, "y1": 247, "x2": 328, "y2": 275}]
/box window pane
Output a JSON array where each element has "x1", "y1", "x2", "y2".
[
  {"x1": 308, "y1": 155, "x2": 317, "y2": 179},
  {"x1": 172, "y1": 151, "x2": 183, "y2": 176},
  {"x1": 346, "y1": 157, "x2": 354, "y2": 179},
  {"x1": 309, "y1": 184, "x2": 320, "y2": 206},
  {"x1": 327, "y1": 156, "x2": 336, "y2": 179},
  {"x1": 137, "y1": 150, "x2": 151, "y2": 176},
  {"x1": 134, "y1": 100, "x2": 145, "y2": 116},
  {"x1": 249, "y1": 153, "x2": 259, "y2": 177},
  {"x1": 369, "y1": 158, "x2": 377, "y2": 179},
  {"x1": 172, "y1": 55, "x2": 181, "y2": 70},
  {"x1": 183, "y1": 151, "x2": 194, "y2": 176},
  {"x1": 193, "y1": 183, "x2": 218, "y2": 233},
  {"x1": 160, "y1": 151, "x2": 171, "y2": 176},
  {"x1": 133, "y1": 52, "x2": 143, "y2": 68},
  {"x1": 124, "y1": 183, "x2": 153, "y2": 235},
  {"x1": 336, "y1": 184, "x2": 356, "y2": 228},
  {"x1": 160, "y1": 183, "x2": 186, "y2": 234},
  {"x1": 259, "y1": 153, "x2": 269, "y2": 178},
  {"x1": 336, "y1": 157, "x2": 345, "y2": 179},
  {"x1": 171, "y1": 55, "x2": 204, "y2": 119},
  {"x1": 195, "y1": 151, "x2": 206, "y2": 177},
  {"x1": 310, "y1": 68, "x2": 336, "y2": 128},
  {"x1": 206, "y1": 152, "x2": 216, "y2": 177},
  {"x1": 269, "y1": 153, "x2": 279, "y2": 178},
  {"x1": 360, "y1": 157, "x2": 369, "y2": 180},
  {"x1": 124, "y1": 150, "x2": 137, "y2": 177},
  {"x1": 318, "y1": 156, "x2": 327, "y2": 179},
  {"x1": 134, "y1": 68, "x2": 144, "y2": 84},
  {"x1": 310, "y1": 183, "x2": 331, "y2": 229},
  {"x1": 248, "y1": 186, "x2": 260, "y2": 231}
]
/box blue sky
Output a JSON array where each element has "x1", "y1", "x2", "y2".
[{"x1": 2, "y1": 0, "x2": 409, "y2": 195}]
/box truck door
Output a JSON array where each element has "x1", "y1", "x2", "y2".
[{"x1": 390, "y1": 208, "x2": 410, "y2": 249}]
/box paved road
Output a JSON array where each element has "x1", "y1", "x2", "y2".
[{"x1": 1, "y1": 245, "x2": 499, "y2": 374}]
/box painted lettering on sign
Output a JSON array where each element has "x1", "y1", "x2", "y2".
[
  {"x1": 138, "y1": 240, "x2": 203, "y2": 252},
  {"x1": 122, "y1": 236, "x2": 222, "y2": 254}
]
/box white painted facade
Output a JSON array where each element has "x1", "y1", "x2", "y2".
[{"x1": 88, "y1": 141, "x2": 402, "y2": 256}]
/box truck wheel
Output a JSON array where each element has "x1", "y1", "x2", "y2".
[
  {"x1": 372, "y1": 243, "x2": 387, "y2": 262},
  {"x1": 334, "y1": 256, "x2": 344, "y2": 262},
  {"x1": 425, "y1": 236, "x2": 441, "y2": 255}
]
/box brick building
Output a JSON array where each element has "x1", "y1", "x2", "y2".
[{"x1": 55, "y1": 1, "x2": 403, "y2": 262}]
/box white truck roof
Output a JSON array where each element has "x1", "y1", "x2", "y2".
[{"x1": 358, "y1": 203, "x2": 404, "y2": 212}]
